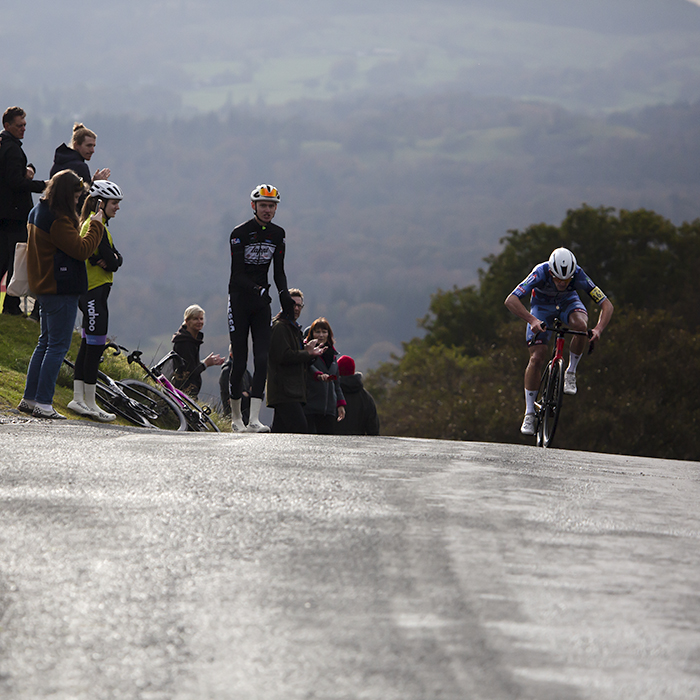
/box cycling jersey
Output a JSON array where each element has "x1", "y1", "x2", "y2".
[
  {"x1": 512, "y1": 262, "x2": 608, "y2": 346},
  {"x1": 511, "y1": 262, "x2": 607, "y2": 306},
  {"x1": 228, "y1": 218, "x2": 288, "y2": 297}
]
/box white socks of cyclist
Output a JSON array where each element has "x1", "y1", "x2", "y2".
[
  {"x1": 567, "y1": 351, "x2": 582, "y2": 375},
  {"x1": 525, "y1": 389, "x2": 537, "y2": 415},
  {"x1": 73, "y1": 379, "x2": 85, "y2": 405},
  {"x1": 247, "y1": 397, "x2": 270, "y2": 433},
  {"x1": 230, "y1": 398, "x2": 246, "y2": 431}
]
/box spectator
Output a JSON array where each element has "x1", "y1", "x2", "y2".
[
  {"x1": 49, "y1": 122, "x2": 110, "y2": 182},
  {"x1": 266, "y1": 288, "x2": 324, "y2": 433},
  {"x1": 17, "y1": 170, "x2": 105, "y2": 419},
  {"x1": 219, "y1": 346, "x2": 253, "y2": 423},
  {"x1": 0, "y1": 106, "x2": 46, "y2": 315},
  {"x1": 304, "y1": 317, "x2": 346, "y2": 434},
  {"x1": 227, "y1": 184, "x2": 293, "y2": 433},
  {"x1": 171, "y1": 304, "x2": 224, "y2": 399},
  {"x1": 67, "y1": 181, "x2": 125, "y2": 422},
  {"x1": 335, "y1": 355, "x2": 380, "y2": 436}
]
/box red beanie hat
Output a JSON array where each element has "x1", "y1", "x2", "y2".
[{"x1": 337, "y1": 355, "x2": 355, "y2": 376}]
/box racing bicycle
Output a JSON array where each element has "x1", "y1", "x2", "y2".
[
  {"x1": 534, "y1": 319, "x2": 593, "y2": 448},
  {"x1": 122, "y1": 347, "x2": 220, "y2": 433},
  {"x1": 62, "y1": 351, "x2": 187, "y2": 431}
]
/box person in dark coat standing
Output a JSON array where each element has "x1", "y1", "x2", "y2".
[
  {"x1": 266, "y1": 288, "x2": 325, "y2": 434},
  {"x1": 334, "y1": 355, "x2": 380, "y2": 436},
  {"x1": 0, "y1": 106, "x2": 46, "y2": 315},
  {"x1": 171, "y1": 304, "x2": 224, "y2": 399}
]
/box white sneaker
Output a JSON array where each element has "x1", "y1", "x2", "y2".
[
  {"x1": 32, "y1": 405, "x2": 67, "y2": 420},
  {"x1": 564, "y1": 372, "x2": 577, "y2": 395},
  {"x1": 520, "y1": 413, "x2": 537, "y2": 436},
  {"x1": 68, "y1": 399, "x2": 94, "y2": 416},
  {"x1": 245, "y1": 420, "x2": 271, "y2": 433},
  {"x1": 17, "y1": 398, "x2": 36, "y2": 414}
]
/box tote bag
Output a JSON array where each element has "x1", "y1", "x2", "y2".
[{"x1": 6, "y1": 242, "x2": 33, "y2": 298}]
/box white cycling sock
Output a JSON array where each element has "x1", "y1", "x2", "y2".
[
  {"x1": 567, "y1": 351, "x2": 582, "y2": 374},
  {"x1": 525, "y1": 389, "x2": 537, "y2": 414},
  {"x1": 73, "y1": 379, "x2": 85, "y2": 403},
  {"x1": 230, "y1": 398, "x2": 245, "y2": 429}
]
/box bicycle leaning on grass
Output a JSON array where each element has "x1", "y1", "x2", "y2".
[
  {"x1": 122, "y1": 347, "x2": 220, "y2": 433},
  {"x1": 63, "y1": 348, "x2": 187, "y2": 431},
  {"x1": 534, "y1": 319, "x2": 593, "y2": 448}
]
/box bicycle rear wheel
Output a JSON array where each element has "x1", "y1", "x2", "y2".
[
  {"x1": 540, "y1": 358, "x2": 565, "y2": 447},
  {"x1": 94, "y1": 382, "x2": 151, "y2": 428},
  {"x1": 120, "y1": 379, "x2": 188, "y2": 431}
]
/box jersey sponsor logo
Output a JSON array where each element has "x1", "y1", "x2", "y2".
[
  {"x1": 589, "y1": 286, "x2": 606, "y2": 303},
  {"x1": 244, "y1": 242, "x2": 276, "y2": 265}
]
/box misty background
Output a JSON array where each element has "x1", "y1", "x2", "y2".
[{"x1": 3, "y1": 0, "x2": 700, "y2": 404}]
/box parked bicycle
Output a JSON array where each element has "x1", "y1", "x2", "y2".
[
  {"x1": 534, "y1": 319, "x2": 593, "y2": 448},
  {"x1": 122, "y1": 347, "x2": 220, "y2": 433},
  {"x1": 63, "y1": 351, "x2": 187, "y2": 431}
]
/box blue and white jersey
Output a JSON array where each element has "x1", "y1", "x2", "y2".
[{"x1": 511, "y1": 262, "x2": 607, "y2": 306}]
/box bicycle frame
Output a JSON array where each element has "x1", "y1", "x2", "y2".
[{"x1": 534, "y1": 319, "x2": 593, "y2": 448}]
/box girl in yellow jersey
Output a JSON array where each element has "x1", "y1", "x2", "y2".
[{"x1": 67, "y1": 180, "x2": 124, "y2": 421}]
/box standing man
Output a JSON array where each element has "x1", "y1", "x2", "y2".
[
  {"x1": 228, "y1": 184, "x2": 293, "y2": 432},
  {"x1": 266, "y1": 288, "x2": 325, "y2": 434},
  {"x1": 0, "y1": 107, "x2": 46, "y2": 315}
]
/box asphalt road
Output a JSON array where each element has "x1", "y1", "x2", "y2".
[{"x1": 0, "y1": 419, "x2": 698, "y2": 699}]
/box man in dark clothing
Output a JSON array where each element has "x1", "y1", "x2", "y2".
[
  {"x1": 266, "y1": 288, "x2": 324, "y2": 434},
  {"x1": 334, "y1": 355, "x2": 380, "y2": 436},
  {"x1": 0, "y1": 106, "x2": 46, "y2": 315},
  {"x1": 227, "y1": 184, "x2": 293, "y2": 432}
]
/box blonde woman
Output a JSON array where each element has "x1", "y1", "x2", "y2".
[{"x1": 171, "y1": 305, "x2": 224, "y2": 399}]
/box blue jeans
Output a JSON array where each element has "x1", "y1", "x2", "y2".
[{"x1": 24, "y1": 294, "x2": 79, "y2": 405}]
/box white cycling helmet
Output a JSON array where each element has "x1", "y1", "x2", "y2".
[
  {"x1": 548, "y1": 247, "x2": 577, "y2": 279},
  {"x1": 250, "y1": 184, "x2": 280, "y2": 203},
  {"x1": 89, "y1": 180, "x2": 123, "y2": 201}
]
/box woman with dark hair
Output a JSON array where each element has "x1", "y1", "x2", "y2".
[
  {"x1": 67, "y1": 180, "x2": 125, "y2": 421},
  {"x1": 18, "y1": 169, "x2": 105, "y2": 419},
  {"x1": 304, "y1": 317, "x2": 346, "y2": 434}
]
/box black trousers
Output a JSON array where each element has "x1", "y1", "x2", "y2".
[
  {"x1": 228, "y1": 295, "x2": 271, "y2": 400},
  {"x1": 0, "y1": 219, "x2": 28, "y2": 313},
  {"x1": 271, "y1": 403, "x2": 308, "y2": 434}
]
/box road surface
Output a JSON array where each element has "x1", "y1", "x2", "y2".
[{"x1": 0, "y1": 420, "x2": 698, "y2": 699}]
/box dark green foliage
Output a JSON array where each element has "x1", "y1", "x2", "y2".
[{"x1": 367, "y1": 206, "x2": 700, "y2": 460}]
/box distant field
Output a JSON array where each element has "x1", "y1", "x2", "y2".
[{"x1": 179, "y1": 11, "x2": 700, "y2": 113}]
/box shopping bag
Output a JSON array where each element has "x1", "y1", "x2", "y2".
[{"x1": 6, "y1": 242, "x2": 33, "y2": 297}]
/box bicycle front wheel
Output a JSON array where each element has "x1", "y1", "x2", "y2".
[
  {"x1": 120, "y1": 379, "x2": 188, "y2": 431},
  {"x1": 540, "y1": 358, "x2": 565, "y2": 447},
  {"x1": 177, "y1": 392, "x2": 221, "y2": 432}
]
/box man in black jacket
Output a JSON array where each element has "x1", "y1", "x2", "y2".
[{"x1": 0, "y1": 106, "x2": 46, "y2": 315}]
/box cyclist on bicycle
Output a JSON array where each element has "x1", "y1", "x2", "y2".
[
  {"x1": 504, "y1": 247, "x2": 614, "y2": 436},
  {"x1": 227, "y1": 184, "x2": 293, "y2": 433}
]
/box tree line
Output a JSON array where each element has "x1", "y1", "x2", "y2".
[{"x1": 365, "y1": 205, "x2": 700, "y2": 461}]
